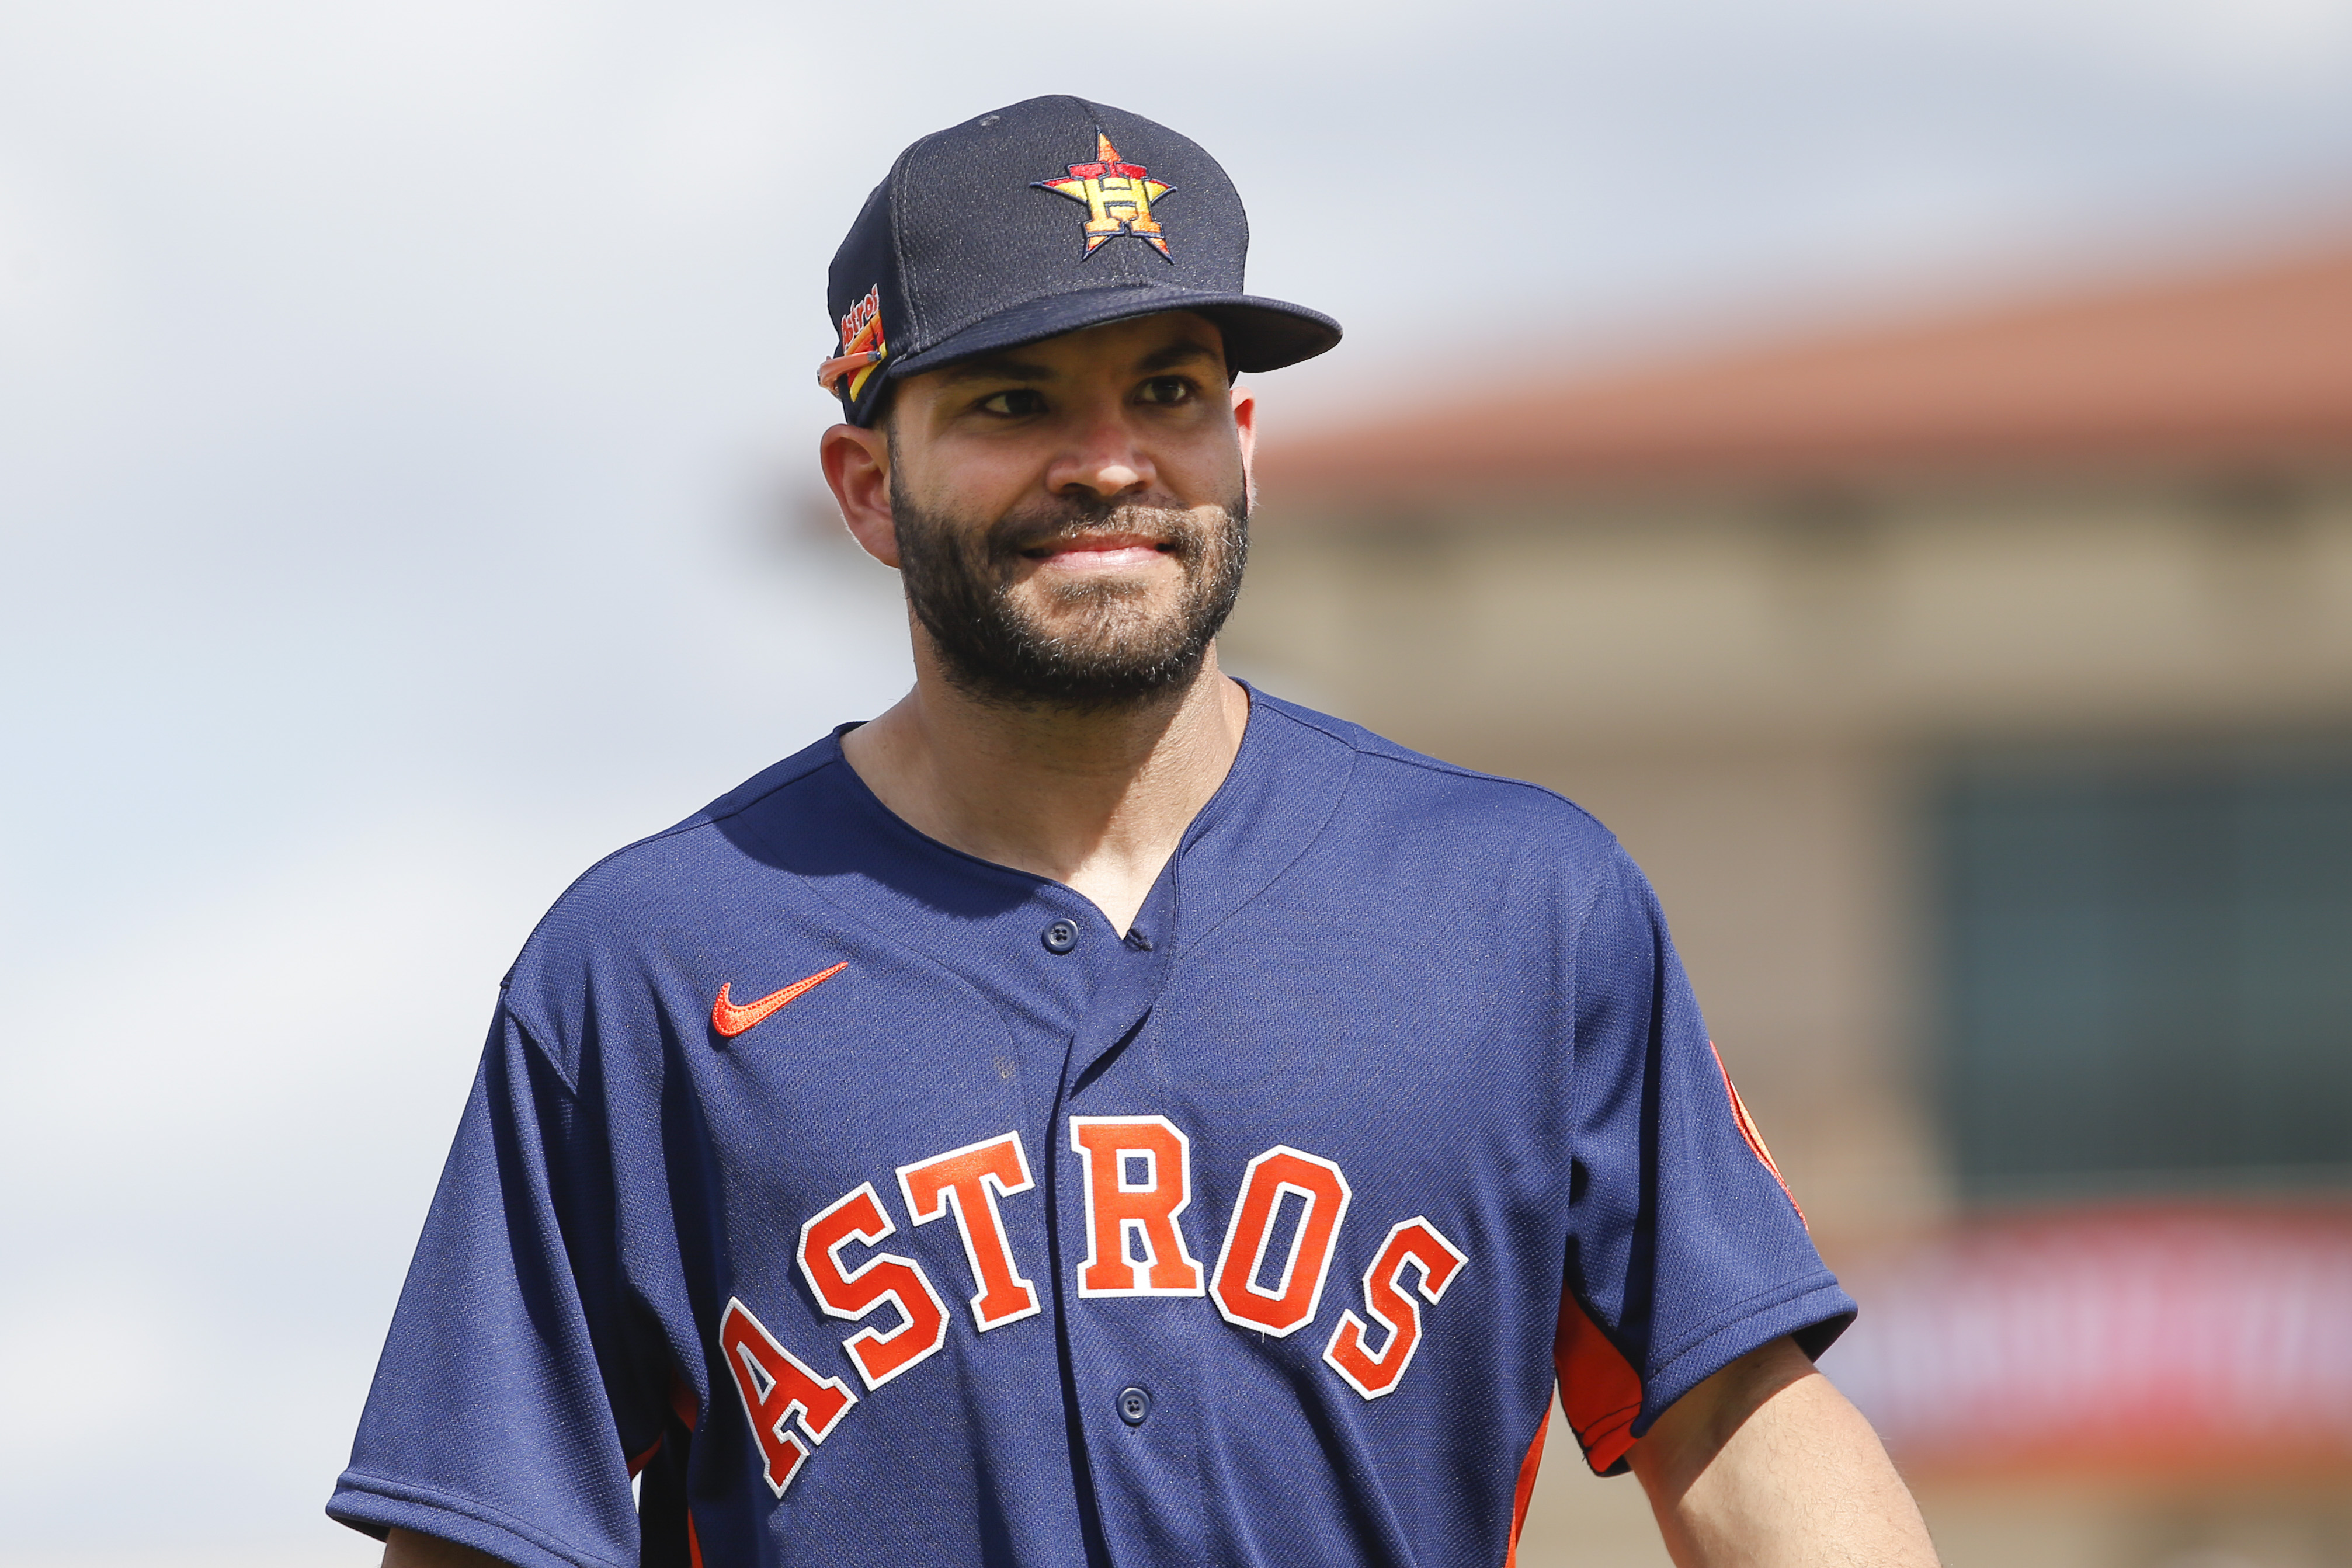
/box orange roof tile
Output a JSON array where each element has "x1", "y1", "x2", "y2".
[{"x1": 1259, "y1": 246, "x2": 2352, "y2": 502}]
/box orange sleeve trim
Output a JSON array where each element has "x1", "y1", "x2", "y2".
[
  {"x1": 626, "y1": 1434, "x2": 664, "y2": 1479},
  {"x1": 1555, "y1": 1289, "x2": 1645, "y2": 1475},
  {"x1": 1503, "y1": 1409, "x2": 1551, "y2": 1568}
]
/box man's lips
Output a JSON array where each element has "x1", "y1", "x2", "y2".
[{"x1": 1019, "y1": 532, "x2": 1177, "y2": 572}]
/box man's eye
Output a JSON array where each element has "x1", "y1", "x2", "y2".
[
  {"x1": 978, "y1": 388, "x2": 1047, "y2": 416},
  {"x1": 1137, "y1": 376, "x2": 1196, "y2": 406}
]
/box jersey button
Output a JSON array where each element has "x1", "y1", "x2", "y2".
[
  {"x1": 1116, "y1": 1386, "x2": 1152, "y2": 1426},
  {"x1": 1042, "y1": 919, "x2": 1079, "y2": 954}
]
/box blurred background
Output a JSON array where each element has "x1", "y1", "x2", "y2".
[{"x1": 4, "y1": 3, "x2": 2350, "y2": 1566}]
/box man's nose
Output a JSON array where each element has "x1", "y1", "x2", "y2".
[{"x1": 1047, "y1": 405, "x2": 1156, "y2": 500}]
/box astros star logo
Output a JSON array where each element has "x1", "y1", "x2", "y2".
[{"x1": 1033, "y1": 134, "x2": 1175, "y2": 260}]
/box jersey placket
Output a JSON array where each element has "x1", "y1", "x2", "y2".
[{"x1": 1044, "y1": 870, "x2": 1221, "y2": 1568}]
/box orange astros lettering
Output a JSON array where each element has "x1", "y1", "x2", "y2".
[
  {"x1": 718, "y1": 1120, "x2": 1474, "y2": 1495},
  {"x1": 711, "y1": 962, "x2": 848, "y2": 1037}
]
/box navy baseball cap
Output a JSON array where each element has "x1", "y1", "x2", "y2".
[{"x1": 819, "y1": 95, "x2": 1343, "y2": 426}]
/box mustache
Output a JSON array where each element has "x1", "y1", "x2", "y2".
[{"x1": 983, "y1": 498, "x2": 1211, "y2": 561}]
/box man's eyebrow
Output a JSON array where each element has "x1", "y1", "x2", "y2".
[
  {"x1": 937, "y1": 355, "x2": 1057, "y2": 386},
  {"x1": 1135, "y1": 340, "x2": 1223, "y2": 374}
]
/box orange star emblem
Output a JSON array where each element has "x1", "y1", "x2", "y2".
[{"x1": 1033, "y1": 134, "x2": 1175, "y2": 260}]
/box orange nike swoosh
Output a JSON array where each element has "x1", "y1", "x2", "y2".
[{"x1": 711, "y1": 962, "x2": 847, "y2": 1037}]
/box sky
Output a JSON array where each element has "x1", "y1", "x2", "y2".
[{"x1": 4, "y1": 2, "x2": 2352, "y2": 1563}]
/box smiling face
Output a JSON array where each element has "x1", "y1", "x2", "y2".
[{"x1": 846, "y1": 311, "x2": 1256, "y2": 710}]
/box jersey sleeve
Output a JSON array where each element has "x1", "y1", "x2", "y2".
[
  {"x1": 1553, "y1": 844, "x2": 1856, "y2": 1476},
  {"x1": 326, "y1": 1005, "x2": 668, "y2": 1568}
]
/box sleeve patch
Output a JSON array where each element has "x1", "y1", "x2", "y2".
[{"x1": 1711, "y1": 1041, "x2": 1806, "y2": 1229}]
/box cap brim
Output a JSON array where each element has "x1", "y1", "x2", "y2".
[{"x1": 884, "y1": 284, "x2": 1341, "y2": 390}]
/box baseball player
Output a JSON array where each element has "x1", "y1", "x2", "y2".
[{"x1": 332, "y1": 96, "x2": 1937, "y2": 1568}]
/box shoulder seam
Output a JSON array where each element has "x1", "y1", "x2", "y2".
[
  {"x1": 498, "y1": 997, "x2": 582, "y2": 1098},
  {"x1": 1267, "y1": 700, "x2": 1613, "y2": 832},
  {"x1": 500, "y1": 746, "x2": 844, "y2": 1014},
  {"x1": 526, "y1": 750, "x2": 840, "y2": 932}
]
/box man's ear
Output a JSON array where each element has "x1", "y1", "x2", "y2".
[
  {"x1": 820, "y1": 422, "x2": 899, "y2": 568},
  {"x1": 1231, "y1": 387, "x2": 1258, "y2": 514}
]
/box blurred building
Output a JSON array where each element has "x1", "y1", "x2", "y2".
[{"x1": 1231, "y1": 244, "x2": 2352, "y2": 1568}]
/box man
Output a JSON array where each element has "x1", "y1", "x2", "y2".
[{"x1": 332, "y1": 96, "x2": 1938, "y2": 1568}]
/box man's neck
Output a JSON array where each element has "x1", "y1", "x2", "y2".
[{"x1": 839, "y1": 641, "x2": 1252, "y2": 934}]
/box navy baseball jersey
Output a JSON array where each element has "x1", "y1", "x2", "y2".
[{"x1": 329, "y1": 691, "x2": 1851, "y2": 1568}]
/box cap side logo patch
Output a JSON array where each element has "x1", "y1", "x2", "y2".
[
  {"x1": 835, "y1": 287, "x2": 887, "y2": 401},
  {"x1": 1033, "y1": 134, "x2": 1175, "y2": 260}
]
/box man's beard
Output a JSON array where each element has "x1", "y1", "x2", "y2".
[{"x1": 890, "y1": 475, "x2": 1249, "y2": 712}]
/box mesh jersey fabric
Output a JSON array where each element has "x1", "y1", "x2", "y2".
[{"x1": 327, "y1": 690, "x2": 1853, "y2": 1568}]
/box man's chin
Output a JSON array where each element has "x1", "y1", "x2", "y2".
[
  {"x1": 1013, "y1": 552, "x2": 1187, "y2": 594},
  {"x1": 938, "y1": 608, "x2": 1214, "y2": 711},
  {"x1": 1006, "y1": 574, "x2": 1182, "y2": 626},
  {"x1": 1016, "y1": 620, "x2": 1198, "y2": 676}
]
